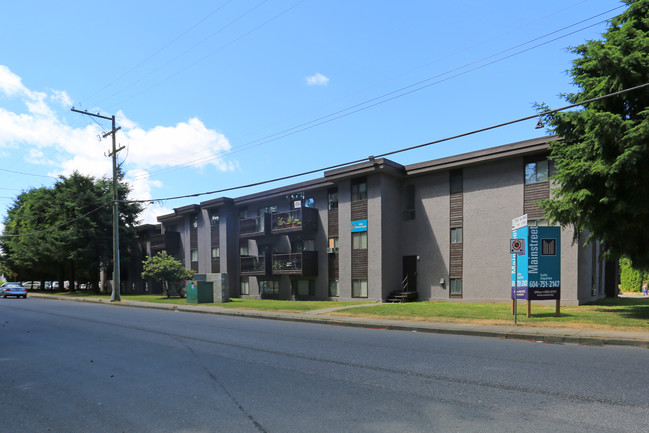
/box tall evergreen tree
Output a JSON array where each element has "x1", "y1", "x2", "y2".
[{"x1": 539, "y1": 0, "x2": 649, "y2": 269}]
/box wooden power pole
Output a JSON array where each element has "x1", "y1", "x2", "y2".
[{"x1": 71, "y1": 108, "x2": 124, "y2": 301}]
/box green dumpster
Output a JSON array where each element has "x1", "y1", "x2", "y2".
[{"x1": 186, "y1": 280, "x2": 214, "y2": 304}]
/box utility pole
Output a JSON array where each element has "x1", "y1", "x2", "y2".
[{"x1": 71, "y1": 108, "x2": 124, "y2": 301}]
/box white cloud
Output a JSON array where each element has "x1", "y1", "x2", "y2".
[
  {"x1": 0, "y1": 65, "x2": 234, "y2": 224},
  {"x1": 305, "y1": 72, "x2": 330, "y2": 86}
]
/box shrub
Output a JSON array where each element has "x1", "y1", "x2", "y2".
[{"x1": 619, "y1": 257, "x2": 647, "y2": 292}]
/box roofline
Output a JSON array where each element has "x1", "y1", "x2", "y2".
[
  {"x1": 405, "y1": 135, "x2": 558, "y2": 176},
  {"x1": 233, "y1": 177, "x2": 335, "y2": 206}
]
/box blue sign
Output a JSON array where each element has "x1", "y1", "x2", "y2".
[
  {"x1": 511, "y1": 226, "x2": 561, "y2": 300},
  {"x1": 351, "y1": 220, "x2": 368, "y2": 232}
]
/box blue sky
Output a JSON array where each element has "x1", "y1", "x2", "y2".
[{"x1": 0, "y1": 0, "x2": 626, "y2": 226}]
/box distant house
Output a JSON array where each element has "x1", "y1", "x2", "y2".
[{"x1": 128, "y1": 136, "x2": 613, "y2": 305}]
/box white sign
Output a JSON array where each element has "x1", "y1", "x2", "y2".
[
  {"x1": 510, "y1": 238, "x2": 525, "y2": 255},
  {"x1": 512, "y1": 214, "x2": 528, "y2": 231}
]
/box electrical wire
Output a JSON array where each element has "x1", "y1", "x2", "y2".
[
  {"x1": 122, "y1": 81, "x2": 649, "y2": 205},
  {"x1": 134, "y1": 7, "x2": 621, "y2": 181},
  {"x1": 0, "y1": 168, "x2": 58, "y2": 179}
]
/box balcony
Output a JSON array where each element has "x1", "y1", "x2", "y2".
[
  {"x1": 271, "y1": 208, "x2": 318, "y2": 235},
  {"x1": 239, "y1": 214, "x2": 268, "y2": 238},
  {"x1": 240, "y1": 255, "x2": 270, "y2": 276},
  {"x1": 272, "y1": 251, "x2": 318, "y2": 276},
  {"x1": 150, "y1": 231, "x2": 181, "y2": 253}
]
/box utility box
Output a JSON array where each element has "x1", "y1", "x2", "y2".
[
  {"x1": 186, "y1": 280, "x2": 214, "y2": 304},
  {"x1": 191, "y1": 273, "x2": 229, "y2": 303}
]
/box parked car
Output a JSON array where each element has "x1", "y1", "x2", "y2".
[{"x1": 1, "y1": 282, "x2": 28, "y2": 298}]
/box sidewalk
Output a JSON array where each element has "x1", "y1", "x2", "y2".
[{"x1": 30, "y1": 293, "x2": 649, "y2": 349}]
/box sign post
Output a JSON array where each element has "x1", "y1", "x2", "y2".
[{"x1": 510, "y1": 237, "x2": 525, "y2": 324}]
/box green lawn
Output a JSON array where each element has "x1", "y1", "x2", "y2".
[
  {"x1": 330, "y1": 297, "x2": 649, "y2": 331},
  {"x1": 41, "y1": 291, "x2": 649, "y2": 331}
]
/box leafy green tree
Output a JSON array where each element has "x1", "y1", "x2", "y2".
[
  {"x1": 0, "y1": 171, "x2": 142, "y2": 291},
  {"x1": 142, "y1": 251, "x2": 194, "y2": 298},
  {"x1": 538, "y1": 0, "x2": 649, "y2": 269}
]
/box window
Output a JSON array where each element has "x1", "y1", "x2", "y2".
[
  {"x1": 240, "y1": 244, "x2": 249, "y2": 256},
  {"x1": 190, "y1": 249, "x2": 198, "y2": 262},
  {"x1": 258, "y1": 205, "x2": 278, "y2": 216},
  {"x1": 450, "y1": 169, "x2": 463, "y2": 194},
  {"x1": 210, "y1": 212, "x2": 220, "y2": 227},
  {"x1": 351, "y1": 178, "x2": 367, "y2": 201},
  {"x1": 191, "y1": 215, "x2": 198, "y2": 229},
  {"x1": 451, "y1": 227, "x2": 463, "y2": 244},
  {"x1": 240, "y1": 280, "x2": 250, "y2": 295},
  {"x1": 259, "y1": 280, "x2": 279, "y2": 296},
  {"x1": 450, "y1": 278, "x2": 462, "y2": 296},
  {"x1": 329, "y1": 279, "x2": 339, "y2": 297},
  {"x1": 352, "y1": 279, "x2": 368, "y2": 298},
  {"x1": 295, "y1": 279, "x2": 315, "y2": 297},
  {"x1": 239, "y1": 207, "x2": 248, "y2": 219},
  {"x1": 303, "y1": 239, "x2": 315, "y2": 251},
  {"x1": 352, "y1": 231, "x2": 367, "y2": 249},
  {"x1": 328, "y1": 237, "x2": 339, "y2": 252},
  {"x1": 524, "y1": 160, "x2": 549, "y2": 184},
  {"x1": 328, "y1": 188, "x2": 339, "y2": 209},
  {"x1": 304, "y1": 197, "x2": 315, "y2": 208},
  {"x1": 211, "y1": 247, "x2": 220, "y2": 259},
  {"x1": 403, "y1": 184, "x2": 415, "y2": 220}
]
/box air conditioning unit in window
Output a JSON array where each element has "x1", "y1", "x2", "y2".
[{"x1": 326, "y1": 247, "x2": 339, "y2": 254}]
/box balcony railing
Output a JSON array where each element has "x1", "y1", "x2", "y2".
[
  {"x1": 240, "y1": 255, "x2": 270, "y2": 276},
  {"x1": 272, "y1": 251, "x2": 318, "y2": 276},
  {"x1": 239, "y1": 214, "x2": 268, "y2": 238},
  {"x1": 271, "y1": 208, "x2": 318, "y2": 235},
  {"x1": 150, "y1": 231, "x2": 181, "y2": 252}
]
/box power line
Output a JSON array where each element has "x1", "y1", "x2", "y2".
[
  {"x1": 123, "y1": 82, "x2": 649, "y2": 205},
  {"x1": 81, "y1": 0, "x2": 236, "y2": 105},
  {"x1": 0, "y1": 168, "x2": 58, "y2": 179},
  {"x1": 135, "y1": 12, "x2": 618, "y2": 181}
]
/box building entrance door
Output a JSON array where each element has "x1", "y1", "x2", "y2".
[{"x1": 402, "y1": 256, "x2": 418, "y2": 292}]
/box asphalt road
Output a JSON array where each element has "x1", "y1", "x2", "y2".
[{"x1": 1, "y1": 297, "x2": 648, "y2": 433}]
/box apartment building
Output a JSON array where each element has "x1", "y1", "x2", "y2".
[{"x1": 129, "y1": 136, "x2": 613, "y2": 305}]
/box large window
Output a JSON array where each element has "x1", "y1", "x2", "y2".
[
  {"x1": 190, "y1": 249, "x2": 198, "y2": 262},
  {"x1": 328, "y1": 237, "x2": 339, "y2": 252},
  {"x1": 525, "y1": 160, "x2": 549, "y2": 184},
  {"x1": 352, "y1": 231, "x2": 368, "y2": 249},
  {"x1": 294, "y1": 279, "x2": 315, "y2": 297},
  {"x1": 450, "y1": 169, "x2": 463, "y2": 194},
  {"x1": 258, "y1": 205, "x2": 278, "y2": 216},
  {"x1": 329, "y1": 279, "x2": 339, "y2": 297},
  {"x1": 352, "y1": 279, "x2": 368, "y2": 298},
  {"x1": 451, "y1": 227, "x2": 463, "y2": 244},
  {"x1": 240, "y1": 280, "x2": 250, "y2": 295},
  {"x1": 351, "y1": 178, "x2": 367, "y2": 201},
  {"x1": 328, "y1": 188, "x2": 338, "y2": 209},
  {"x1": 210, "y1": 212, "x2": 220, "y2": 227},
  {"x1": 450, "y1": 278, "x2": 462, "y2": 296},
  {"x1": 259, "y1": 280, "x2": 279, "y2": 296},
  {"x1": 211, "y1": 247, "x2": 220, "y2": 259}
]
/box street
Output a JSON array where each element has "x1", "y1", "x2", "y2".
[{"x1": 1, "y1": 297, "x2": 648, "y2": 432}]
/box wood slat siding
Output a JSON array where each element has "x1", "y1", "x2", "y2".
[
  {"x1": 450, "y1": 193, "x2": 463, "y2": 228},
  {"x1": 328, "y1": 209, "x2": 339, "y2": 237},
  {"x1": 524, "y1": 181, "x2": 549, "y2": 220},
  {"x1": 328, "y1": 254, "x2": 339, "y2": 279},
  {"x1": 351, "y1": 200, "x2": 368, "y2": 220},
  {"x1": 211, "y1": 226, "x2": 219, "y2": 245},
  {"x1": 351, "y1": 250, "x2": 368, "y2": 279},
  {"x1": 450, "y1": 244, "x2": 463, "y2": 278}
]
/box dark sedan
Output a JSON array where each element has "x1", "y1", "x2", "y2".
[{"x1": 1, "y1": 282, "x2": 28, "y2": 298}]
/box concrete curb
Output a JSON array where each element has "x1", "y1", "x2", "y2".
[{"x1": 28, "y1": 294, "x2": 649, "y2": 349}]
